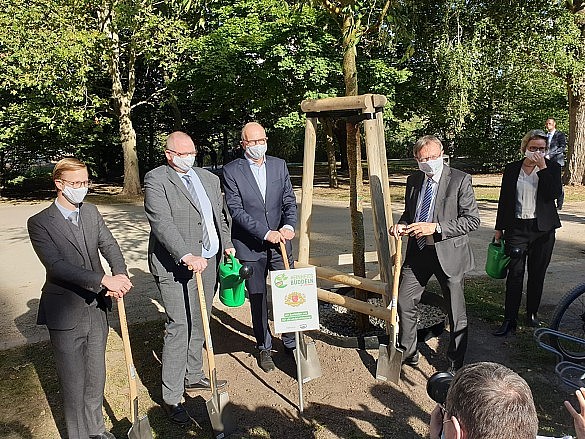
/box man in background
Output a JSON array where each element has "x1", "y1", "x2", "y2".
[{"x1": 545, "y1": 117, "x2": 567, "y2": 210}]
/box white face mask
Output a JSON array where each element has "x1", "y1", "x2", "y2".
[
  {"x1": 62, "y1": 186, "x2": 88, "y2": 205},
  {"x1": 245, "y1": 143, "x2": 267, "y2": 160},
  {"x1": 418, "y1": 156, "x2": 444, "y2": 176},
  {"x1": 172, "y1": 155, "x2": 195, "y2": 172},
  {"x1": 525, "y1": 150, "x2": 544, "y2": 160}
]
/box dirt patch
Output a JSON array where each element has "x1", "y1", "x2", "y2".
[{"x1": 0, "y1": 290, "x2": 577, "y2": 439}]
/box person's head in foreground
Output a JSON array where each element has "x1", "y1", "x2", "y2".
[{"x1": 430, "y1": 361, "x2": 538, "y2": 439}]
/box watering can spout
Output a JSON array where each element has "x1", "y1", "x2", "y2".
[{"x1": 218, "y1": 254, "x2": 252, "y2": 307}]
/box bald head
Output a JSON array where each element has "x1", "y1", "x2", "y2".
[
  {"x1": 165, "y1": 131, "x2": 197, "y2": 173},
  {"x1": 241, "y1": 122, "x2": 266, "y2": 141}
]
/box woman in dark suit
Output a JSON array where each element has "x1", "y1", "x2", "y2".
[{"x1": 493, "y1": 129, "x2": 562, "y2": 336}]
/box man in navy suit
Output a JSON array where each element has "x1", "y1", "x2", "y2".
[
  {"x1": 28, "y1": 158, "x2": 132, "y2": 439},
  {"x1": 545, "y1": 117, "x2": 567, "y2": 210},
  {"x1": 223, "y1": 122, "x2": 297, "y2": 372}
]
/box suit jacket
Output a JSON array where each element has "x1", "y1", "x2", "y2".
[
  {"x1": 548, "y1": 131, "x2": 567, "y2": 167},
  {"x1": 399, "y1": 166, "x2": 480, "y2": 278},
  {"x1": 144, "y1": 165, "x2": 233, "y2": 278},
  {"x1": 27, "y1": 202, "x2": 127, "y2": 330},
  {"x1": 222, "y1": 155, "x2": 297, "y2": 261},
  {"x1": 495, "y1": 159, "x2": 562, "y2": 232}
]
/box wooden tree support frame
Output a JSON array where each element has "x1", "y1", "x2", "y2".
[{"x1": 298, "y1": 94, "x2": 396, "y2": 323}]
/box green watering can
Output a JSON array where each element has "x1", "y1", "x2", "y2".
[{"x1": 218, "y1": 254, "x2": 253, "y2": 307}]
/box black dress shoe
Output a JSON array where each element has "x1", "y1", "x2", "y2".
[
  {"x1": 162, "y1": 402, "x2": 192, "y2": 426},
  {"x1": 526, "y1": 314, "x2": 540, "y2": 328},
  {"x1": 259, "y1": 349, "x2": 275, "y2": 372},
  {"x1": 185, "y1": 377, "x2": 227, "y2": 393},
  {"x1": 90, "y1": 432, "x2": 116, "y2": 439},
  {"x1": 402, "y1": 351, "x2": 420, "y2": 367},
  {"x1": 493, "y1": 320, "x2": 517, "y2": 337}
]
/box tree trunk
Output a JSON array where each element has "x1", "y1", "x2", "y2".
[
  {"x1": 119, "y1": 98, "x2": 141, "y2": 195},
  {"x1": 98, "y1": 3, "x2": 142, "y2": 196},
  {"x1": 334, "y1": 120, "x2": 348, "y2": 172},
  {"x1": 322, "y1": 118, "x2": 338, "y2": 188},
  {"x1": 342, "y1": 14, "x2": 368, "y2": 330},
  {"x1": 566, "y1": 79, "x2": 585, "y2": 185}
]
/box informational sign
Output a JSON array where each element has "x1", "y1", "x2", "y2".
[{"x1": 270, "y1": 266, "x2": 319, "y2": 334}]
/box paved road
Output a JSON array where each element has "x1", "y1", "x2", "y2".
[{"x1": 1, "y1": 189, "x2": 584, "y2": 350}]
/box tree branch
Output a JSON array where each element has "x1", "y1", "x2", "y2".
[{"x1": 131, "y1": 87, "x2": 168, "y2": 110}]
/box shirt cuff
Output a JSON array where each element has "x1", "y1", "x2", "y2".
[{"x1": 282, "y1": 225, "x2": 294, "y2": 231}]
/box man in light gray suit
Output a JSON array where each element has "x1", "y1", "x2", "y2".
[
  {"x1": 144, "y1": 131, "x2": 234, "y2": 426},
  {"x1": 222, "y1": 122, "x2": 297, "y2": 373},
  {"x1": 28, "y1": 158, "x2": 132, "y2": 439},
  {"x1": 389, "y1": 135, "x2": 480, "y2": 373}
]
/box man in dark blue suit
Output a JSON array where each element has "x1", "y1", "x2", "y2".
[
  {"x1": 223, "y1": 122, "x2": 297, "y2": 372},
  {"x1": 545, "y1": 117, "x2": 567, "y2": 210}
]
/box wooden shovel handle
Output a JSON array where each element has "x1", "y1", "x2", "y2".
[
  {"x1": 389, "y1": 237, "x2": 403, "y2": 324},
  {"x1": 118, "y1": 295, "x2": 139, "y2": 422},
  {"x1": 279, "y1": 241, "x2": 290, "y2": 270},
  {"x1": 195, "y1": 272, "x2": 217, "y2": 389}
]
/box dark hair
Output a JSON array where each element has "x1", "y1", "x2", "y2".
[{"x1": 445, "y1": 362, "x2": 538, "y2": 439}]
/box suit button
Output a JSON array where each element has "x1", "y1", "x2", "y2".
[
  {"x1": 198, "y1": 222, "x2": 201, "y2": 225},
  {"x1": 199, "y1": 240, "x2": 202, "y2": 243}
]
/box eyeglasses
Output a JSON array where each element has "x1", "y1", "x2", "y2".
[
  {"x1": 167, "y1": 149, "x2": 197, "y2": 158},
  {"x1": 416, "y1": 154, "x2": 442, "y2": 163},
  {"x1": 241, "y1": 137, "x2": 268, "y2": 147},
  {"x1": 527, "y1": 146, "x2": 548, "y2": 153},
  {"x1": 58, "y1": 179, "x2": 92, "y2": 189}
]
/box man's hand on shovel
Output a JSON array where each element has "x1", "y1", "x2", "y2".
[
  {"x1": 182, "y1": 254, "x2": 208, "y2": 272},
  {"x1": 104, "y1": 274, "x2": 133, "y2": 299}
]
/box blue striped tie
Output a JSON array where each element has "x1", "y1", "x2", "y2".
[{"x1": 417, "y1": 178, "x2": 434, "y2": 249}]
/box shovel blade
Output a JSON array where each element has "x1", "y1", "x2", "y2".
[
  {"x1": 128, "y1": 415, "x2": 154, "y2": 439},
  {"x1": 297, "y1": 335, "x2": 322, "y2": 383},
  {"x1": 206, "y1": 390, "x2": 235, "y2": 439},
  {"x1": 376, "y1": 342, "x2": 404, "y2": 384}
]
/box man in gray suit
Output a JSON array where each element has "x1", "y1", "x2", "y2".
[
  {"x1": 28, "y1": 158, "x2": 132, "y2": 439},
  {"x1": 389, "y1": 135, "x2": 480, "y2": 373},
  {"x1": 222, "y1": 122, "x2": 297, "y2": 373},
  {"x1": 144, "y1": 131, "x2": 234, "y2": 426}
]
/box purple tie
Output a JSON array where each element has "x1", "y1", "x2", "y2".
[{"x1": 417, "y1": 178, "x2": 434, "y2": 249}]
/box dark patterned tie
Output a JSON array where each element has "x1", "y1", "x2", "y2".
[
  {"x1": 417, "y1": 178, "x2": 434, "y2": 250},
  {"x1": 182, "y1": 174, "x2": 211, "y2": 250}
]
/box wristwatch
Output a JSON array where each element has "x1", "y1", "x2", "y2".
[{"x1": 435, "y1": 223, "x2": 442, "y2": 234}]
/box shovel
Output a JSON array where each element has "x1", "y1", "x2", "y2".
[
  {"x1": 117, "y1": 296, "x2": 154, "y2": 439},
  {"x1": 195, "y1": 271, "x2": 235, "y2": 438},
  {"x1": 279, "y1": 241, "x2": 321, "y2": 383},
  {"x1": 376, "y1": 236, "x2": 404, "y2": 383}
]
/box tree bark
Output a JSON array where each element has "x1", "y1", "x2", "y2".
[
  {"x1": 566, "y1": 79, "x2": 585, "y2": 185},
  {"x1": 322, "y1": 117, "x2": 338, "y2": 188},
  {"x1": 342, "y1": 13, "x2": 368, "y2": 330}
]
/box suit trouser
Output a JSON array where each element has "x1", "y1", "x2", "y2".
[
  {"x1": 504, "y1": 219, "x2": 556, "y2": 321},
  {"x1": 245, "y1": 246, "x2": 295, "y2": 351},
  {"x1": 49, "y1": 303, "x2": 108, "y2": 439},
  {"x1": 397, "y1": 246, "x2": 468, "y2": 368},
  {"x1": 558, "y1": 166, "x2": 565, "y2": 208},
  {"x1": 155, "y1": 257, "x2": 217, "y2": 405}
]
